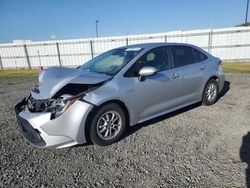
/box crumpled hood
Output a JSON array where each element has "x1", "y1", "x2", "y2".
[{"x1": 31, "y1": 67, "x2": 112, "y2": 100}]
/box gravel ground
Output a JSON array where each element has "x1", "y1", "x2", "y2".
[{"x1": 0, "y1": 73, "x2": 250, "y2": 187}]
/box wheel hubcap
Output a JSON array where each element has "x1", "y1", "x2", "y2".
[
  {"x1": 206, "y1": 83, "x2": 217, "y2": 102},
  {"x1": 96, "y1": 111, "x2": 122, "y2": 140}
]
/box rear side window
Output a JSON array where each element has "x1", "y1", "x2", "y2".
[{"x1": 170, "y1": 46, "x2": 207, "y2": 68}]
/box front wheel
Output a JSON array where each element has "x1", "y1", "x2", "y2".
[
  {"x1": 202, "y1": 79, "x2": 219, "y2": 106},
  {"x1": 89, "y1": 103, "x2": 126, "y2": 146}
]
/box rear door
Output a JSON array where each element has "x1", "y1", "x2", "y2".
[{"x1": 170, "y1": 45, "x2": 208, "y2": 104}]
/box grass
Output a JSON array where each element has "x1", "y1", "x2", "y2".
[
  {"x1": 223, "y1": 62, "x2": 250, "y2": 73},
  {"x1": 0, "y1": 62, "x2": 249, "y2": 78},
  {"x1": 0, "y1": 69, "x2": 39, "y2": 78}
]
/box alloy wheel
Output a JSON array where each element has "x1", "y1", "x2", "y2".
[{"x1": 96, "y1": 111, "x2": 122, "y2": 140}]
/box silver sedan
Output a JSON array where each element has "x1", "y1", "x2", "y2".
[{"x1": 15, "y1": 43, "x2": 225, "y2": 148}]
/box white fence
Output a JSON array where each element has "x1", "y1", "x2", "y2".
[{"x1": 0, "y1": 26, "x2": 250, "y2": 69}]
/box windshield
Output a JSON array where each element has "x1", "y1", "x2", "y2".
[{"x1": 79, "y1": 47, "x2": 143, "y2": 76}]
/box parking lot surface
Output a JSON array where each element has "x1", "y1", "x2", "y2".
[{"x1": 0, "y1": 73, "x2": 250, "y2": 187}]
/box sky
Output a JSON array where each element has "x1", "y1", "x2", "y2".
[{"x1": 0, "y1": 0, "x2": 249, "y2": 43}]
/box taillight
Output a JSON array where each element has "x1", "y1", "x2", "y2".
[{"x1": 219, "y1": 60, "x2": 223, "y2": 65}]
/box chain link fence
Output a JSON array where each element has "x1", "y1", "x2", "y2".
[{"x1": 0, "y1": 26, "x2": 250, "y2": 69}]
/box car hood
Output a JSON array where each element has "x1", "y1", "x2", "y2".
[{"x1": 31, "y1": 67, "x2": 112, "y2": 100}]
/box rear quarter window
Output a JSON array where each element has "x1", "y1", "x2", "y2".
[{"x1": 191, "y1": 47, "x2": 208, "y2": 63}]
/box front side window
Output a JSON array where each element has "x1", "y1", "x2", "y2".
[
  {"x1": 124, "y1": 46, "x2": 174, "y2": 77},
  {"x1": 79, "y1": 47, "x2": 143, "y2": 76}
]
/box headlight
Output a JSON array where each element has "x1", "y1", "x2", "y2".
[{"x1": 49, "y1": 97, "x2": 80, "y2": 119}]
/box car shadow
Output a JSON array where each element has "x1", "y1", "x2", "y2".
[
  {"x1": 122, "y1": 102, "x2": 202, "y2": 140},
  {"x1": 219, "y1": 81, "x2": 230, "y2": 99},
  {"x1": 240, "y1": 132, "x2": 250, "y2": 188},
  {"x1": 123, "y1": 80, "x2": 231, "y2": 140}
]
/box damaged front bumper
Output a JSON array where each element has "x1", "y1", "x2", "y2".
[{"x1": 15, "y1": 97, "x2": 94, "y2": 148}]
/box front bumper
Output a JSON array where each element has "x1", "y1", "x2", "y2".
[{"x1": 15, "y1": 97, "x2": 94, "y2": 148}]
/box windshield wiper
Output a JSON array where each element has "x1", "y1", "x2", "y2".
[{"x1": 93, "y1": 71, "x2": 113, "y2": 76}]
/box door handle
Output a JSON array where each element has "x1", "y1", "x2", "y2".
[
  {"x1": 200, "y1": 66, "x2": 205, "y2": 70},
  {"x1": 171, "y1": 73, "x2": 179, "y2": 79}
]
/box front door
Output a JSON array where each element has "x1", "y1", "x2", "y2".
[{"x1": 126, "y1": 46, "x2": 183, "y2": 122}]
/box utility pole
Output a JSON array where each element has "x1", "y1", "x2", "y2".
[
  {"x1": 95, "y1": 20, "x2": 99, "y2": 38},
  {"x1": 246, "y1": 0, "x2": 249, "y2": 24}
]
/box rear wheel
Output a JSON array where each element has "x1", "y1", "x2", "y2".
[
  {"x1": 202, "y1": 79, "x2": 219, "y2": 106},
  {"x1": 89, "y1": 103, "x2": 126, "y2": 146}
]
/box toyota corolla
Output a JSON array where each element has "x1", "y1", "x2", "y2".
[{"x1": 15, "y1": 43, "x2": 225, "y2": 148}]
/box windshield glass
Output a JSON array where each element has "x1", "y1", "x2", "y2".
[{"x1": 79, "y1": 47, "x2": 143, "y2": 76}]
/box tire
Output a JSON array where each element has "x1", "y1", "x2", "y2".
[
  {"x1": 202, "y1": 79, "x2": 219, "y2": 106},
  {"x1": 89, "y1": 103, "x2": 126, "y2": 146}
]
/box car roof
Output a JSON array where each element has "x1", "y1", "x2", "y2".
[
  {"x1": 119, "y1": 42, "x2": 211, "y2": 57},
  {"x1": 122, "y1": 42, "x2": 194, "y2": 49}
]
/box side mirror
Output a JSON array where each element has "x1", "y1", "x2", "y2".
[{"x1": 138, "y1": 66, "x2": 157, "y2": 81}]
